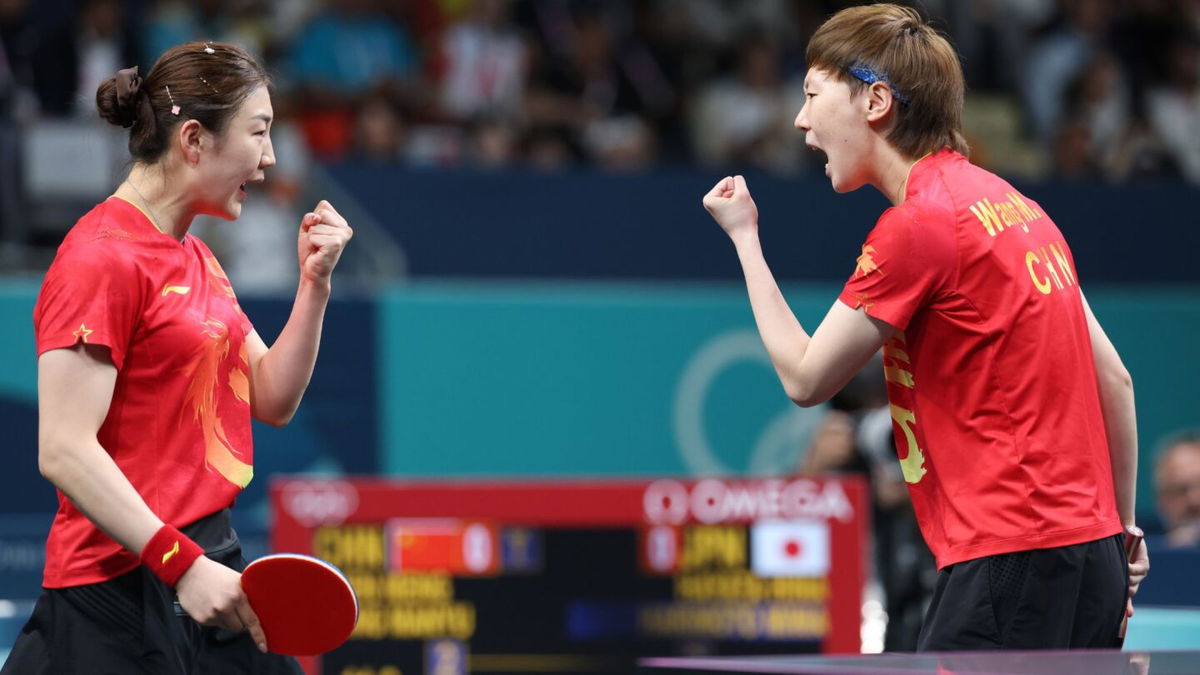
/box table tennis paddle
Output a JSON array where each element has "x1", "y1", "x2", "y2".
[
  {"x1": 241, "y1": 553, "x2": 358, "y2": 656},
  {"x1": 1117, "y1": 525, "x2": 1144, "y2": 645}
]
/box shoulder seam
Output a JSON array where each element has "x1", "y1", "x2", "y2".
[{"x1": 932, "y1": 163, "x2": 964, "y2": 295}]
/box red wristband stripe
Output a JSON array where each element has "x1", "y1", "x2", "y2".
[{"x1": 140, "y1": 525, "x2": 204, "y2": 587}]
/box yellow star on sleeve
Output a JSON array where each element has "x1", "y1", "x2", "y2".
[
  {"x1": 855, "y1": 244, "x2": 883, "y2": 277},
  {"x1": 72, "y1": 323, "x2": 93, "y2": 343}
]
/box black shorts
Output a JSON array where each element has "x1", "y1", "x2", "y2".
[
  {"x1": 917, "y1": 533, "x2": 1128, "y2": 651},
  {"x1": 1, "y1": 510, "x2": 302, "y2": 675}
]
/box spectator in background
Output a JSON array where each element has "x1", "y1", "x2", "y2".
[
  {"x1": 0, "y1": 0, "x2": 34, "y2": 119},
  {"x1": 1050, "y1": 118, "x2": 1103, "y2": 180},
  {"x1": 1104, "y1": 115, "x2": 1181, "y2": 182},
  {"x1": 1146, "y1": 35, "x2": 1200, "y2": 183},
  {"x1": 1155, "y1": 431, "x2": 1200, "y2": 548},
  {"x1": 935, "y1": 0, "x2": 1055, "y2": 93},
  {"x1": 288, "y1": 0, "x2": 418, "y2": 160},
  {"x1": 680, "y1": 0, "x2": 797, "y2": 55},
  {"x1": 350, "y1": 90, "x2": 408, "y2": 165},
  {"x1": 267, "y1": 0, "x2": 325, "y2": 51},
  {"x1": 620, "y1": 1, "x2": 691, "y2": 159},
  {"x1": 1022, "y1": 0, "x2": 1114, "y2": 143},
  {"x1": 521, "y1": 123, "x2": 576, "y2": 171},
  {"x1": 524, "y1": 7, "x2": 664, "y2": 167},
  {"x1": 1107, "y1": 0, "x2": 1185, "y2": 111},
  {"x1": 583, "y1": 113, "x2": 655, "y2": 171},
  {"x1": 27, "y1": 0, "x2": 138, "y2": 117},
  {"x1": 465, "y1": 114, "x2": 519, "y2": 168},
  {"x1": 691, "y1": 33, "x2": 806, "y2": 173},
  {"x1": 0, "y1": 0, "x2": 34, "y2": 248},
  {"x1": 523, "y1": 2, "x2": 684, "y2": 109},
  {"x1": 289, "y1": 0, "x2": 417, "y2": 98},
  {"x1": 437, "y1": 0, "x2": 529, "y2": 123},
  {"x1": 1061, "y1": 52, "x2": 1130, "y2": 172},
  {"x1": 797, "y1": 408, "x2": 862, "y2": 478},
  {"x1": 1054, "y1": 45, "x2": 1181, "y2": 183},
  {"x1": 144, "y1": 0, "x2": 273, "y2": 66}
]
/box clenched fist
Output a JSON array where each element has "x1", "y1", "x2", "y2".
[
  {"x1": 702, "y1": 175, "x2": 759, "y2": 241},
  {"x1": 298, "y1": 200, "x2": 353, "y2": 284}
]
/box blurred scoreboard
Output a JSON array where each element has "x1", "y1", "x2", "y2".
[{"x1": 270, "y1": 477, "x2": 869, "y2": 675}]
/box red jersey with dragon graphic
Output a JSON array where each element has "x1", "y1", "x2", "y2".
[
  {"x1": 838, "y1": 149, "x2": 1121, "y2": 569},
  {"x1": 34, "y1": 197, "x2": 255, "y2": 587}
]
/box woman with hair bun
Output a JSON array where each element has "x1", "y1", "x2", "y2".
[{"x1": 4, "y1": 41, "x2": 351, "y2": 673}]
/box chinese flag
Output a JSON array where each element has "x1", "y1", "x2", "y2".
[{"x1": 387, "y1": 519, "x2": 497, "y2": 575}]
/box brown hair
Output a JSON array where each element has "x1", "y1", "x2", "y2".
[
  {"x1": 805, "y1": 3, "x2": 968, "y2": 159},
  {"x1": 96, "y1": 41, "x2": 270, "y2": 163}
]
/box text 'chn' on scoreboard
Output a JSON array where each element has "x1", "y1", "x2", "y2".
[{"x1": 271, "y1": 476, "x2": 868, "y2": 674}]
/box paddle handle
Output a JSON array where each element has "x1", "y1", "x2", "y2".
[{"x1": 1117, "y1": 525, "x2": 1143, "y2": 643}]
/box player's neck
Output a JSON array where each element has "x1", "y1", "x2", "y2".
[
  {"x1": 118, "y1": 165, "x2": 195, "y2": 241},
  {"x1": 874, "y1": 144, "x2": 925, "y2": 207}
]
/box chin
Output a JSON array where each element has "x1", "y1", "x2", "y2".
[
  {"x1": 217, "y1": 202, "x2": 242, "y2": 221},
  {"x1": 829, "y1": 176, "x2": 857, "y2": 194},
  {"x1": 198, "y1": 201, "x2": 241, "y2": 221},
  {"x1": 829, "y1": 172, "x2": 867, "y2": 194}
]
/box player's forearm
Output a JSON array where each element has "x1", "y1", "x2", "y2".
[
  {"x1": 1096, "y1": 366, "x2": 1138, "y2": 525},
  {"x1": 250, "y1": 277, "x2": 330, "y2": 426},
  {"x1": 38, "y1": 435, "x2": 162, "y2": 555},
  {"x1": 732, "y1": 234, "x2": 815, "y2": 405}
]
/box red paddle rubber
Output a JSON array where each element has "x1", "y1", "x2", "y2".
[{"x1": 241, "y1": 553, "x2": 358, "y2": 656}]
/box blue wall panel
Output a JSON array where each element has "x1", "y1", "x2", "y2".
[{"x1": 330, "y1": 165, "x2": 1200, "y2": 284}]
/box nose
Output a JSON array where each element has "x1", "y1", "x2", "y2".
[
  {"x1": 261, "y1": 135, "x2": 276, "y2": 169},
  {"x1": 794, "y1": 104, "x2": 810, "y2": 132}
]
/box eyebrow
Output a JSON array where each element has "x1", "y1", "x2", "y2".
[{"x1": 251, "y1": 113, "x2": 273, "y2": 124}]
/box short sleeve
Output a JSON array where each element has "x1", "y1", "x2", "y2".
[
  {"x1": 34, "y1": 247, "x2": 144, "y2": 370},
  {"x1": 838, "y1": 207, "x2": 956, "y2": 331},
  {"x1": 237, "y1": 305, "x2": 254, "y2": 339}
]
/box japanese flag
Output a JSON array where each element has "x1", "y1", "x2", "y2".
[{"x1": 751, "y1": 519, "x2": 830, "y2": 577}]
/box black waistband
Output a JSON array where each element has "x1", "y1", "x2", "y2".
[{"x1": 179, "y1": 508, "x2": 239, "y2": 557}]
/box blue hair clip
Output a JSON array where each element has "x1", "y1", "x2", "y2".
[{"x1": 847, "y1": 63, "x2": 911, "y2": 105}]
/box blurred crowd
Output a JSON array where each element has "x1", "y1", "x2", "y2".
[
  {"x1": 2, "y1": 0, "x2": 1199, "y2": 281},
  {"x1": 1, "y1": 0, "x2": 1199, "y2": 182}
]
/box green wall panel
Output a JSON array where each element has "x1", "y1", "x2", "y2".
[{"x1": 378, "y1": 282, "x2": 1200, "y2": 523}]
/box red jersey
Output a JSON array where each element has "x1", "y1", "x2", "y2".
[
  {"x1": 839, "y1": 149, "x2": 1121, "y2": 568},
  {"x1": 34, "y1": 197, "x2": 255, "y2": 587}
]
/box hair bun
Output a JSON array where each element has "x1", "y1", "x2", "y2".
[
  {"x1": 113, "y1": 67, "x2": 142, "y2": 128},
  {"x1": 96, "y1": 66, "x2": 142, "y2": 128}
]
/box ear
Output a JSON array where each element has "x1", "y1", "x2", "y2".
[
  {"x1": 864, "y1": 81, "x2": 896, "y2": 123},
  {"x1": 178, "y1": 119, "x2": 206, "y2": 165}
]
